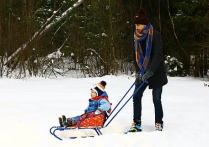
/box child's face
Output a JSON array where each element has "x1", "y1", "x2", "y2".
[{"x1": 91, "y1": 89, "x2": 97, "y2": 98}]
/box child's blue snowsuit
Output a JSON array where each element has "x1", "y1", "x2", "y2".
[{"x1": 69, "y1": 91, "x2": 110, "y2": 124}]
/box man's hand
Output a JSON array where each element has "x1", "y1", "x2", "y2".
[
  {"x1": 135, "y1": 72, "x2": 143, "y2": 87},
  {"x1": 135, "y1": 77, "x2": 143, "y2": 87},
  {"x1": 142, "y1": 70, "x2": 154, "y2": 81}
]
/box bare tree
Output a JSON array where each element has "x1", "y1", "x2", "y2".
[{"x1": 4, "y1": 0, "x2": 84, "y2": 68}]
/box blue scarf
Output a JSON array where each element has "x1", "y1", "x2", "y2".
[{"x1": 134, "y1": 23, "x2": 153, "y2": 78}]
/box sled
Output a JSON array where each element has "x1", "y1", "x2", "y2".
[
  {"x1": 50, "y1": 80, "x2": 147, "y2": 140},
  {"x1": 50, "y1": 112, "x2": 107, "y2": 140}
]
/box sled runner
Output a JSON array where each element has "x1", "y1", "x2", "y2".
[{"x1": 50, "y1": 80, "x2": 147, "y2": 140}]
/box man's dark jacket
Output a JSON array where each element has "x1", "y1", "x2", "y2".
[{"x1": 133, "y1": 29, "x2": 168, "y2": 89}]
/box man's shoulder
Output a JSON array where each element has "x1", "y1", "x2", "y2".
[
  {"x1": 153, "y1": 29, "x2": 161, "y2": 36},
  {"x1": 153, "y1": 29, "x2": 162, "y2": 39}
]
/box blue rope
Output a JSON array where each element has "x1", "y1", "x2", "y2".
[
  {"x1": 105, "y1": 82, "x2": 135, "y2": 122},
  {"x1": 105, "y1": 79, "x2": 146, "y2": 127}
]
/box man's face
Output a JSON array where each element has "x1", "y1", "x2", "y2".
[{"x1": 135, "y1": 24, "x2": 146, "y2": 33}]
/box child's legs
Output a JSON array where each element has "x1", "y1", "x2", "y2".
[{"x1": 80, "y1": 112, "x2": 105, "y2": 127}]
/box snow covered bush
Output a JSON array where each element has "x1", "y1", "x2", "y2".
[{"x1": 165, "y1": 56, "x2": 186, "y2": 77}]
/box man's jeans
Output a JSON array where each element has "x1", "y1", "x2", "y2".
[{"x1": 133, "y1": 83, "x2": 163, "y2": 124}]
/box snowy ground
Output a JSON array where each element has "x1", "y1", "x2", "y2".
[{"x1": 0, "y1": 75, "x2": 209, "y2": 147}]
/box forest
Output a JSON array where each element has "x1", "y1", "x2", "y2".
[{"x1": 0, "y1": 0, "x2": 208, "y2": 78}]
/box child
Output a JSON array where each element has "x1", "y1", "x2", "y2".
[{"x1": 59, "y1": 81, "x2": 111, "y2": 128}]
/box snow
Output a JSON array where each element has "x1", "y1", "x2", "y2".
[
  {"x1": 47, "y1": 50, "x2": 62, "y2": 59},
  {"x1": 102, "y1": 33, "x2": 108, "y2": 37},
  {"x1": 0, "y1": 76, "x2": 209, "y2": 147}
]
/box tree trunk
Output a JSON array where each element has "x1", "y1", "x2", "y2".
[{"x1": 194, "y1": 54, "x2": 200, "y2": 77}]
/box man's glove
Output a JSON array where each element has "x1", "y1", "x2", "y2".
[
  {"x1": 142, "y1": 69, "x2": 154, "y2": 81},
  {"x1": 95, "y1": 109, "x2": 102, "y2": 114},
  {"x1": 135, "y1": 77, "x2": 143, "y2": 87},
  {"x1": 135, "y1": 72, "x2": 143, "y2": 87}
]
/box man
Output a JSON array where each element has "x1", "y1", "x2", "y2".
[{"x1": 126, "y1": 8, "x2": 168, "y2": 133}]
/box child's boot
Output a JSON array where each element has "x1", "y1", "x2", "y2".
[
  {"x1": 64, "y1": 118, "x2": 75, "y2": 127},
  {"x1": 62, "y1": 115, "x2": 66, "y2": 123},
  {"x1": 58, "y1": 117, "x2": 64, "y2": 127}
]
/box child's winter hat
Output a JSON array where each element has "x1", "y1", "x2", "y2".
[
  {"x1": 92, "y1": 81, "x2": 106, "y2": 96},
  {"x1": 134, "y1": 8, "x2": 149, "y2": 25}
]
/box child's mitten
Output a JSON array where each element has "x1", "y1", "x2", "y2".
[{"x1": 95, "y1": 109, "x2": 102, "y2": 114}]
